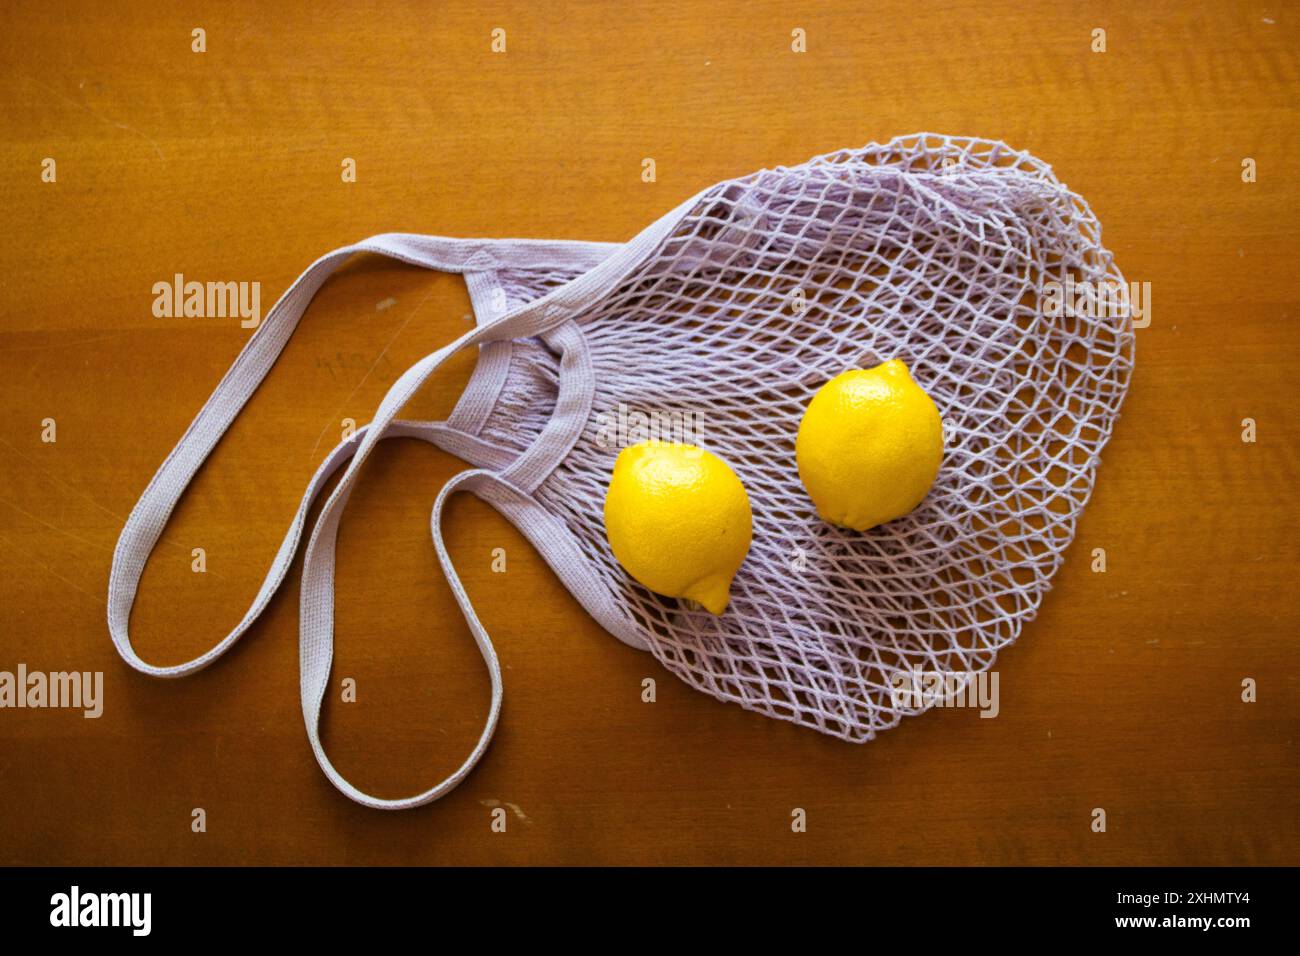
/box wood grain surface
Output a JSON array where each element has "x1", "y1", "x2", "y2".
[{"x1": 1, "y1": 1, "x2": 1296, "y2": 866}]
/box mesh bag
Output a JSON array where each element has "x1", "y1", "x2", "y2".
[{"x1": 109, "y1": 133, "x2": 1135, "y2": 808}]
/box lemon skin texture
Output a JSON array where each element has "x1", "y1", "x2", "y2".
[
  {"x1": 795, "y1": 360, "x2": 943, "y2": 532},
  {"x1": 603, "y1": 442, "x2": 753, "y2": 614}
]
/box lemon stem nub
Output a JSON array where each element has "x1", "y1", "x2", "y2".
[{"x1": 686, "y1": 574, "x2": 732, "y2": 615}]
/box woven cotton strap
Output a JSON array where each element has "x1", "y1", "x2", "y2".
[
  {"x1": 107, "y1": 232, "x2": 615, "y2": 807},
  {"x1": 296, "y1": 316, "x2": 597, "y2": 808}
]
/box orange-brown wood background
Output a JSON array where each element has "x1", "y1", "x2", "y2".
[{"x1": 1, "y1": 1, "x2": 1296, "y2": 866}]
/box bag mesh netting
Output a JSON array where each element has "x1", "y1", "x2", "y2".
[{"x1": 477, "y1": 133, "x2": 1135, "y2": 742}]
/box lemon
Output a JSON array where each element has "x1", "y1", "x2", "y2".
[
  {"x1": 603, "y1": 442, "x2": 752, "y2": 614},
  {"x1": 795, "y1": 359, "x2": 943, "y2": 531}
]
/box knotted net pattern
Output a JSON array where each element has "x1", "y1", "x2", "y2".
[{"x1": 479, "y1": 134, "x2": 1134, "y2": 742}]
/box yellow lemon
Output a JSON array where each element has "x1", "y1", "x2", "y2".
[
  {"x1": 603, "y1": 441, "x2": 752, "y2": 614},
  {"x1": 796, "y1": 359, "x2": 943, "y2": 531}
]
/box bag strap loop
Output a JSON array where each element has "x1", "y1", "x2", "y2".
[
  {"x1": 107, "y1": 233, "x2": 615, "y2": 808},
  {"x1": 300, "y1": 467, "x2": 507, "y2": 809}
]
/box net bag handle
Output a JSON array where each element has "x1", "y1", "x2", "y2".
[
  {"x1": 297, "y1": 315, "x2": 599, "y2": 809},
  {"x1": 107, "y1": 233, "x2": 609, "y2": 806}
]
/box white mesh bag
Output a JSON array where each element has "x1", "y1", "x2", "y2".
[{"x1": 109, "y1": 133, "x2": 1135, "y2": 809}]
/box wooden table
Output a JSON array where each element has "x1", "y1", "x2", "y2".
[{"x1": 1, "y1": 0, "x2": 1296, "y2": 866}]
